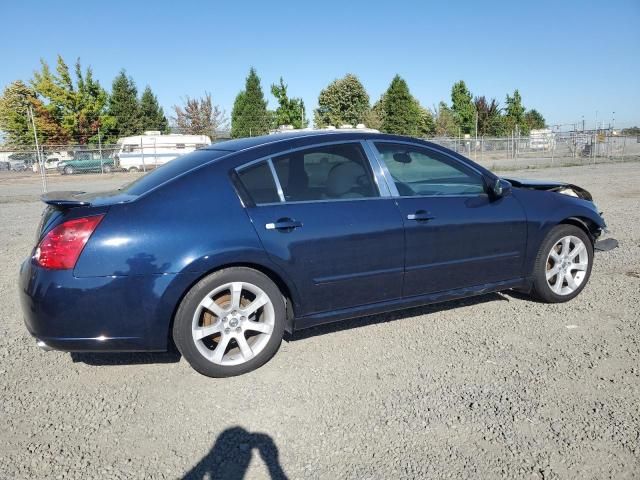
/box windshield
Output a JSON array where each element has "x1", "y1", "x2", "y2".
[{"x1": 120, "y1": 149, "x2": 231, "y2": 195}]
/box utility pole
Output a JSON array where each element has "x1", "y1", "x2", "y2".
[
  {"x1": 27, "y1": 105, "x2": 47, "y2": 193},
  {"x1": 98, "y1": 127, "x2": 104, "y2": 174}
]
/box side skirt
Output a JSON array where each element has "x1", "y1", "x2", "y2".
[{"x1": 293, "y1": 277, "x2": 528, "y2": 331}]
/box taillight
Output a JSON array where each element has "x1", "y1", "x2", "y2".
[{"x1": 34, "y1": 215, "x2": 104, "y2": 270}]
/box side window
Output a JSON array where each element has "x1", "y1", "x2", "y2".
[
  {"x1": 374, "y1": 143, "x2": 485, "y2": 197},
  {"x1": 271, "y1": 143, "x2": 379, "y2": 202},
  {"x1": 237, "y1": 161, "x2": 280, "y2": 205},
  {"x1": 123, "y1": 144, "x2": 140, "y2": 153}
]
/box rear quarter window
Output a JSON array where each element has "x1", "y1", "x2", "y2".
[{"x1": 237, "y1": 161, "x2": 280, "y2": 205}]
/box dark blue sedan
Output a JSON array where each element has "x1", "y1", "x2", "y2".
[{"x1": 20, "y1": 131, "x2": 606, "y2": 377}]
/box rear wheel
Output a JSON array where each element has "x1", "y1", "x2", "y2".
[
  {"x1": 530, "y1": 224, "x2": 593, "y2": 303},
  {"x1": 128, "y1": 167, "x2": 139, "y2": 173},
  {"x1": 103, "y1": 165, "x2": 112, "y2": 173},
  {"x1": 173, "y1": 267, "x2": 285, "y2": 377}
]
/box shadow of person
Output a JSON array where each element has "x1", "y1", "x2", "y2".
[{"x1": 183, "y1": 427, "x2": 288, "y2": 480}]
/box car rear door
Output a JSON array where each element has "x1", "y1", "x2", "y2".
[
  {"x1": 370, "y1": 141, "x2": 527, "y2": 298},
  {"x1": 235, "y1": 141, "x2": 405, "y2": 317}
]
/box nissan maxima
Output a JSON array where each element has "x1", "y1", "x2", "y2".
[{"x1": 19, "y1": 131, "x2": 606, "y2": 377}]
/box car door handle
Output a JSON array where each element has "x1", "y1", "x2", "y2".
[
  {"x1": 407, "y1": 210, "x2": 435, "y2": 222},
  {"x1": 265, "y1": 218, "x2": 303, "y2": 231}
]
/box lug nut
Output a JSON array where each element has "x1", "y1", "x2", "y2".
[{"x1": 224, "y1": 328, "x2": 230, "y2": 334}]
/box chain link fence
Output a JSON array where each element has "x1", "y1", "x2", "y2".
[
  {"x1": 429, "y1": 132, "x2": 640, "y2": 170},
  {"x1": 1, "y1": 131, "x2": 638, "y2": 194}
]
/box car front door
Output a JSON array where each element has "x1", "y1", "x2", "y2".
[
  {"x1": 370, "y1": 141, "x2": 527, "y2": 298},
  {"x1": 236, "y1": 141, "x2": 405, "y2": 317}
]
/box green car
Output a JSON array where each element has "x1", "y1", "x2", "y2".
[{"x1": 57, "y1": 152, "x2": 116, "y2": 175}]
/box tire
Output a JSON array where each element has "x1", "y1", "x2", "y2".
[
  {"x1": 128, "y1": 167, "x2": 139, "y2": 173},
  {"x1": 173, "y1": 267, "x2": 285, "y2": 377},
  {"x1": 529, "y1": 224, "x2": 593, "y2": 303},
  {"x1": 103, "y1": 165, "x2": 112, "y2": 173},
  {"x1": 64, "y1": 166, "x2": 74, "y2": 175}
]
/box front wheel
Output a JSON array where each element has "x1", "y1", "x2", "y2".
[
  {"x1": 173, "y1": 268, "x2": 285, "y2": 377},
  {"x1": 530, "y1": 224, "x2": 593, "y2": 303},
  {"x1": 64, "y1": 165, "x2": 74, "y2": 175}
]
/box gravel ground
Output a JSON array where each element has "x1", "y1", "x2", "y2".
[{"x1": 1, "y1": 162, "x2": 639, "y2": 479}]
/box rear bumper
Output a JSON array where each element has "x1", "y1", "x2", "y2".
[{"x1": 19, "y1": 258, "x2": 198, "y2": 352}]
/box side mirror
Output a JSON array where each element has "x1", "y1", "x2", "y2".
[{"x1": 488, "y1": 178, "x2": 512, "y2": 199}]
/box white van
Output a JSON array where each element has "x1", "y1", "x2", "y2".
[{"x1": 115, "y1": 131, "x2": 212, "y2": 172}]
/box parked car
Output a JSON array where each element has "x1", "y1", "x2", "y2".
[
  {"x1": 8, "y1": 159, "x2": 28, "y2": 171},
  {"x1": 8, "y1": 152, "x2": 36, "y2": 171},
  {"x1": 19, "y1": 131, "x2": 607, "y2": 377},
  {"x1": 57, "y1": 152, "x2": 115, "y2": 174},
  {"x1": 32, "y1": 156, "x2": 60, "y2": 173}
]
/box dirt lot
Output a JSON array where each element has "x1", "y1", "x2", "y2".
[{"x1": 1, "y1": 162, "x2": 639, "y2": 479}]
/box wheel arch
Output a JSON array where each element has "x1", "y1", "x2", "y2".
[
  {"x1": 559, "y1": 216, "x2": 601, "y2": 246},
  {"x1": 166, "y1": 261, "x2": 298, "y2": 349}
]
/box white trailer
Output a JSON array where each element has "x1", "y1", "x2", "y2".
[{"x1": 115, "y1": 131, "x2": 211, "y2": 172}]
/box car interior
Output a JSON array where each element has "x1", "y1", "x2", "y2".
[{"x1": 378, "y1": 148, "x2": 486, "y2": 197}]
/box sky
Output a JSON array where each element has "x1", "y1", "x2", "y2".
[{"x1": 1, "y1": 0, "x2": 639, "y2": 130}]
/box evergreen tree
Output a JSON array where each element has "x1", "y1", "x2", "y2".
[
  {"x1": 314, "y1": 74, "x2": 369, "y2": 128},
  {"x1": 270, "y1": 77, "x2": 308, "y2": 129},
  {"x1": 231, "y1": 68, "x2": 269, "y2": 138},
  {"x1": 504, "y1": 89, "x2": 525, "y2": 133},
  {"x1": 380, "y1": 75, "x2": 421, "y2": 135},
  {"x1": 140, "y1": 86, "x2": 168, "y2": 133},
  {"x1": 451, "y1": 80, "x2": 476, "y2": 135},
  {"x1": 108, "y1": 70, "x2": 143, "y2": 138}
]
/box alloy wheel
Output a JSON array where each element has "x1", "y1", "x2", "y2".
[
  {"x1": 191, "y1": 281, "x2": 275, "y2": 366},
  {"x1": 545, "y1": 235, "x2": 589, "y2": 295}
]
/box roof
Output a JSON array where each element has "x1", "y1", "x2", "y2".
[{"x1": 204, "y1": 129, "x2": 384, "y2": 153}]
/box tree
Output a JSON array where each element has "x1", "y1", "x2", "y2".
[
  {"x1": 621, "y1": 126, "x2": 640, "y2": 135},
  {"x1": 32, "y1": 55, "x2": 111, "y2": 144},
  {"x1": 270, "y1": 77, "x2": 308, "y2": 129},
  {"x1": 474, "y1": 96, "x2": 504, "y2": 136},
  {"x1": 380, "y1": 75, "x2": 421, "y2": 135},
  {"x1": 314, "y1": 74, "x2": 369, "y2": 128},
  {"x1": 434, "y1": 102, "x2": 458, "y2": 136},
  {"x1": 108, "y1": 70, "x2": 143, "y2": 138},
  {"x1": 523, "y1": 109, "x2": 546, "y2": 131},
  {"x1": 504, "y1": 89, "x2": 525, "y2": 133},
  {"x1": 363, "y1": 95, "x2": 385, "y2": 130},
  {"x1": 417, "y1": 105, "x2": 436, "y2": 137},
  {"x1": 0, "y1": 80, "x2": 68, "y2": 145},
  {"x1": 231, "y1": 68, "x2": 269, "y2": 138},
  {"x1": 172, "y1": 93, "x2": 228, "y2": 140},
  {"x1": 451, "y1": 80, "x2": 476, "y2": 135},
  {"x1": 140, "y1": 86, "x2": 169, "y2": 133}
]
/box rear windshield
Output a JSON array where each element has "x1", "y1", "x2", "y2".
[{"x1": 120, "y1": 149, "x2": 231, "y2": 195}]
